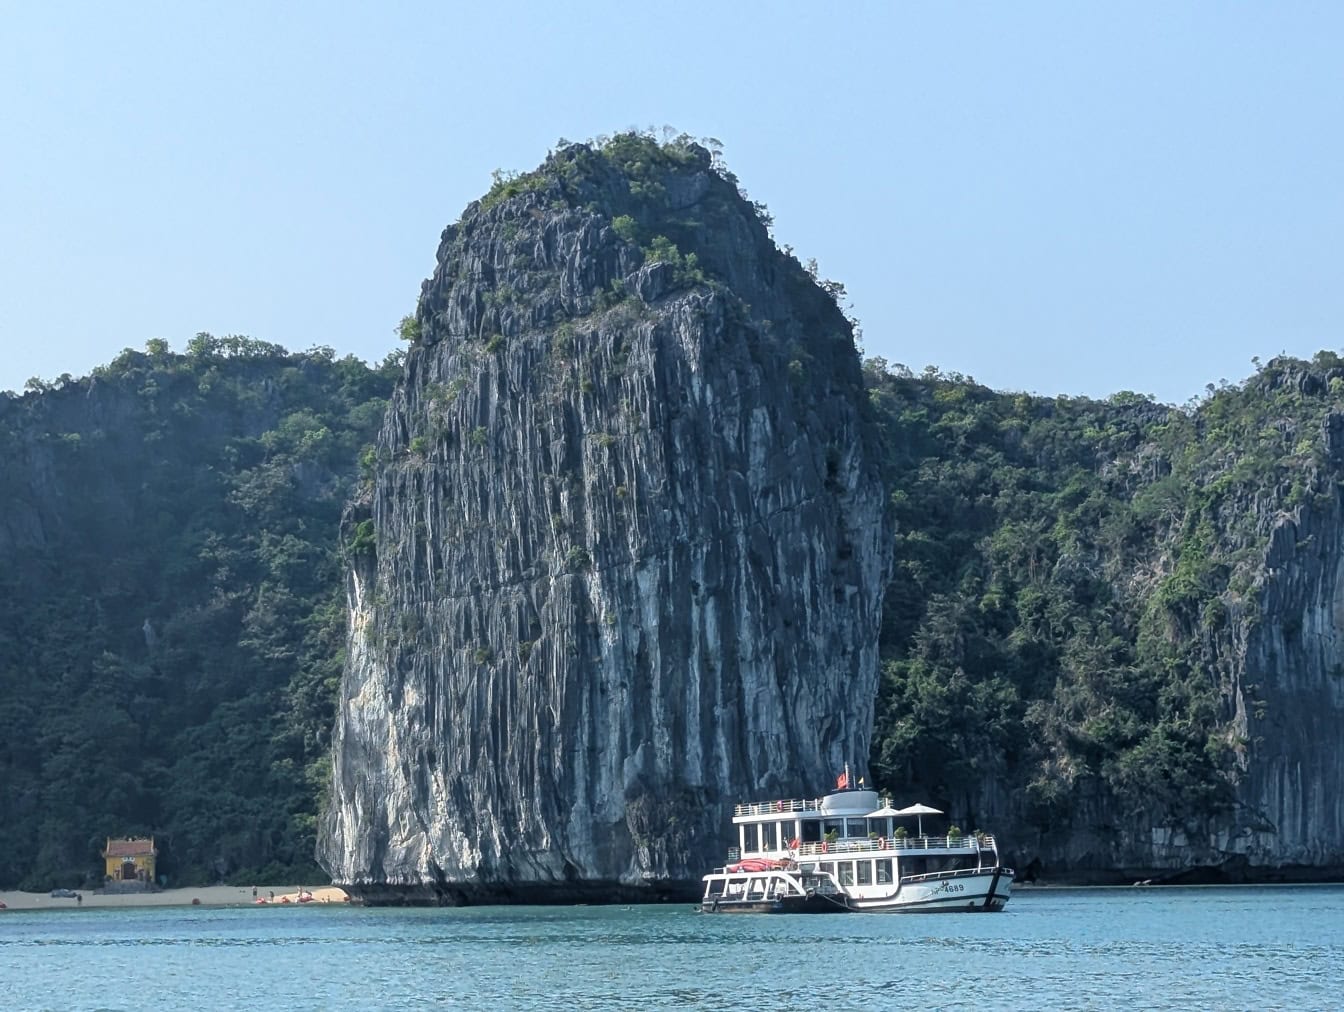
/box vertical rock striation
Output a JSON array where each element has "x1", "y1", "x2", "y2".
[
  {"x1": 1196, "y1": 415, "x2": 1344, "y2": 877},
  {"x1": 319, "y1": 137, "x2": 889, "y2": 902},
  {"x1": 1088, "y1": 482, "x2": 1344, "y2": 880},
  {"x1": 863, "y1": 361, "x2": 1344, "y2": 885},
  {"x1": 995, "y1": 400, "x2": 1344, "y2": 883}
]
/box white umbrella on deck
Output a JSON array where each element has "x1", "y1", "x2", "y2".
[{"x1": 893, "y1": 803, "x2": 943, "y2": 837}]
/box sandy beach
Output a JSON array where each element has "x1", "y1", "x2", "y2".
[{"x1": 0, "y1": 885, "x2": 349, "y2": 911}]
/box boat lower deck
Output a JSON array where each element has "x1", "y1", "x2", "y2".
[{"x1": 700, "y1": 893, "x2": 850, "y2": 914}]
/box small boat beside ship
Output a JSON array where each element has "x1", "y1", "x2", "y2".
[{"x1": 701, "y1": 777, "x2": 1013, "y2": 914}]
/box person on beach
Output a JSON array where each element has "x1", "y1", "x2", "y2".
[{"x1": 252, "y1": 885, "x2": 257, "y2": 899}]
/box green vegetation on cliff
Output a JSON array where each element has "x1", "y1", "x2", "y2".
[
  {"x1": 865, "y1": 352, "x2": 1344, "y2": 841},
  {"x1": 0, "y1": 337, "x2": 398, "y2": 889},
  {"x1": 410, "y1": 131, "x2": 847, "y2": 350},
  {"x1": 3, "y1": 132, "x2": 1341, "y2": 887}
]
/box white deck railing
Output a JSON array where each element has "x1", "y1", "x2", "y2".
[
  {"x1": 723, "y1": 835, "x2": 998, "y2": 863},
  {"x1": 732, "y1": 796, "x2": 900, "y2": 817},
  {"x1": 733, "y1": 798, "x2": 824, "y2": 817},
  {"x1": 793, "y1": 834, "x2": 995, "y2": 856}
]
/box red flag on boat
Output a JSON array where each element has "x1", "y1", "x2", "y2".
[{"x1": 836, "y1": 769, "x2": 849, "y2": 789}]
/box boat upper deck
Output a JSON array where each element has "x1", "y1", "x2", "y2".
[
  {"x1": 793, "y1": 834, "x2": 996, "y2": 855},
  {"x1": 725, "y1": 787, "x2": 1001, "y2": 860},
  {"x1": 733, "y1": 789, "x2": 886, "y2": 821},
  {"x1": 726, "y1": 833, "x2": 998, "y2": 860}
]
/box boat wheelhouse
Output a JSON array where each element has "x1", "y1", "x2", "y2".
[{"x1": 701, "y1": 786, "x2": 1013, "y2": 913}]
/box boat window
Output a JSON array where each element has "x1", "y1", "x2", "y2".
[
  {"x1": 857, "y1": 861, "x2": 872, "y2": 885},
  {"x1": 820, "y1": 862, "x2": 836, "y2": 878},
  {"x1": 823, "y1": 819, "x2": 844, "y2": 839},
  {"x1": 876, "y1": 859, "x2": 893, "y2": 884},
  {"x1": 846, "y1": 818, "x2": 868, "y2": 838},
  {"x1": 838, "y1": 862, "x2": 855, "y2": 886},
  {"x1": 762, "y1": 822, "x2": 779, "y2": 851},
  {"x1": 801, "y1": 820, "x2": 822, "y2": 843}
]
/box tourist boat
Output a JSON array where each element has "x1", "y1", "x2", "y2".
[{"x1": 701, "y1": 779, "x2": 1013, "y2": 913}]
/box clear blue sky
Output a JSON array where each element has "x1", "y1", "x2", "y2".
[{"x1": 4, "y1": 2, "x2": 1341, "y2": 403}]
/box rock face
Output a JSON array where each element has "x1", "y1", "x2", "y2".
[
  {"x1": 862, "y1": 360, "x2": 1344, "y2": 886},
  {"x1": 1049, "y1": 483, "x2": 1344, "y2": 882},
  {"x1": 1231, "y1": 484, "x2": 1344, "y2": 874},
  {"x1": 1137, "y1": 464, "x2": 1344, "y2": 881},
  {"x1": 999, "y1": 406, "x2": 1344, "y2": 884},
  {"x1": 319, "y1": 138, "x2": 890, "y2": 902}
]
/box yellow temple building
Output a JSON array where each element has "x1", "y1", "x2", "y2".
[{"x1": 103, "y1": 837, "x2": 157, "y2": 884}]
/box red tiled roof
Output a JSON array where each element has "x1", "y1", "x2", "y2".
[{"x1": 105, "y1": 837, "x2": 156, "y2": 858}]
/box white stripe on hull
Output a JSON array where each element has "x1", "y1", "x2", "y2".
[{"x1": 845, "y1": 871, "x2": 1011, "y2": 913}]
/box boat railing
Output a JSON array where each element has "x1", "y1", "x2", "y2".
[
  {"x1": 732, "y1": 795, "x2": 898, "y2": 818},
  {"x1": 733, "y1": 798, "x2": 823, "y2": 817},
  {"x1": 899, "y1": 865, "x2": 1000, "y2": 884},
  {"x1": 794, "y1": 834, "x2": 995, "y2": 856}
]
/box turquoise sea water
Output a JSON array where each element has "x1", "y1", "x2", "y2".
[{"x1": 3, "y1": 886, "x2": 1342, "y2": 1010}]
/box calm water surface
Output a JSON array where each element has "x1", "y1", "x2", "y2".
[{"x1": 3, "y1": 886, "x2": 1342, "y2": 1010}]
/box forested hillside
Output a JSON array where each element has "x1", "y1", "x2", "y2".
[
  {"x1": 866, "y1": 352, "x2": 1344, "y2": 874},
  {"x1": 0, "y1": 337, "x2": 397, "y2": 889},
  {"x1": 3, "y1": 301, "x2": 1342, "y2": 886}
]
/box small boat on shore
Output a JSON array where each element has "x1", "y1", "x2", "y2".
[{"x1": 701, "y1": 778, "x2": 1013, "y2": 914}]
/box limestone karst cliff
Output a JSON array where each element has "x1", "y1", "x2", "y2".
[
  {"x1": 864, "y1": 360, "x2": 1344, "y2": 883},
  {"x1": 318, "y1": 136, "x2": 890, "y2": 901},
  {"x1": 1226, "y1": 462, "x2": 1344, "y2": 876}
]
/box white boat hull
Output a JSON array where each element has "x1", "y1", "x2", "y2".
[
  {"x1": 701, "y1": 866, "x2": 1011, "y2": 914},
  {"x1": 844, "y1": 868, "x2": 1011, "y2": 913}
]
